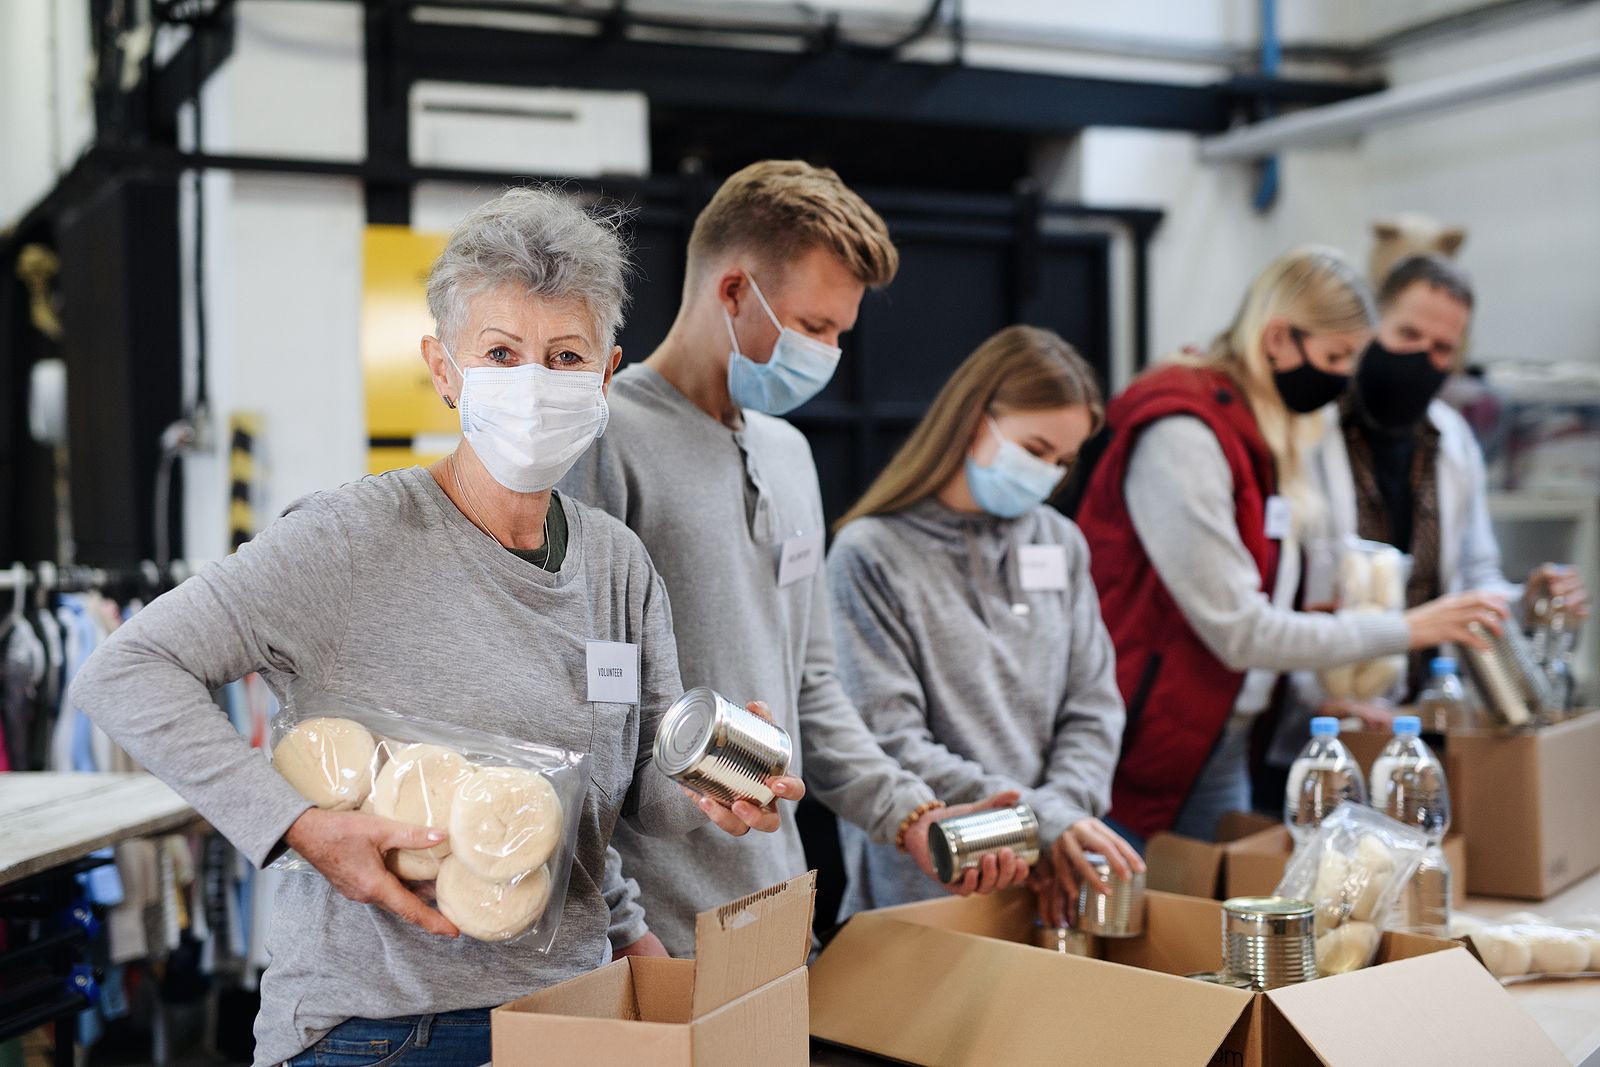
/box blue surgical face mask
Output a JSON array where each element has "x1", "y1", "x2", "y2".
[
  {"x1": 964, "y1": 417, "x2": 1066, "y2": 519},
  {"x1": 725, "y1": 273, "x2": 842, "y2": 416}
]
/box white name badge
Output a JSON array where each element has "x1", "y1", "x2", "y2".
[
  {"x1": 1018, "y1": 544, "x2": 1069, "y2": 592},
  {"x1": 1264, "y1": 495, "x2": 1293, "y2": 541},
  {"x1": 777, "y1": 530, "x2": 825, "y2": 588},
  {"x1": 585, "y1": 641, "x2": 640, "y2": 705}
]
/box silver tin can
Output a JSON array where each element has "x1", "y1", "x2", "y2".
[
  {"x1": 652, "y1": 687, "x2": 792, "y2": 807},
  {"x1": 1460, "y1": 622, "x2": 1552, "y2": 729},
  {"x1": 1031, "y1": 920, "x2": 1099, "y2": 958},
  {"x1": 927, "y1": 804, "x2": 1040, "y2": 884},
  {"x1": 1222, "y1": 896, "x2": 1316, "y2": 991},
  {"x1": 1076, "y1": 853, "x2": 1146, "y2": 938},
  {"x1": 1187, "y1": 971, "x2": 1253, "y2": 989}
]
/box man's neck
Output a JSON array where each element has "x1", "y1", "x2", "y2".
[{"x1": 643, "y1": 323, "x2": 743, "y2": 429}]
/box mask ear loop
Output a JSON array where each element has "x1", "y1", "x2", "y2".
[
  {"x1": 438, "y1": 338, "x2": 466, "y2": 411},
  {"x1": 743, "y1": 272, "x2": 785, "y2": 333}
]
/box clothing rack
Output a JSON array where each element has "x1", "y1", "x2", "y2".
[{"x1": 0, "y1": 560, "x2": 195, "y2": 596}]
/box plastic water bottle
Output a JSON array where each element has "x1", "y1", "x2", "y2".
[
  {"x1": 1284, "y1": 717, "x2": 1369, "y2": 844},
  {"x1": 1416, "y1": 656, "x2": 1470, "y2": 736},
  {"x1": 1371, "y1": 715, "x2": 1452, "y2": 935}
]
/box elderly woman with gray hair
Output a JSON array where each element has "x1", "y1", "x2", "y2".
[{"x1": 69, "y1": 186, "x2": 801, "y2": 1067}]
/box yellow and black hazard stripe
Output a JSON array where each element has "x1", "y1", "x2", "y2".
[{"x1": 229, "y1": 413, "x2": 261, "y2": 552}]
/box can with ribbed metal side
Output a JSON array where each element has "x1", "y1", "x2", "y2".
[
  {"x1": 1031, "y1": 920, "x2": 1100, "y2": 957},
  {"x1": 1076, "y1": 852, "x2": 1146, "y2": 938},
  {"x1": 1222, "y1": 896, "x2": 1316, "y2": 990},
  {"x1": 927, "y1": 804, "x2": 1040, "y2": 884},
  {"x1": 652, "y1": 688, "x2": 792, "y2": 807}
]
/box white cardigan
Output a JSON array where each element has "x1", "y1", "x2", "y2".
[{"x1": 1271, "y1": 400, "x2": 1519, "y2": 765}]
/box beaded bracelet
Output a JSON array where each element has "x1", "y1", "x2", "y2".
[{"x1": 894, "y1": 800, "x2": 947, "y2": 853}]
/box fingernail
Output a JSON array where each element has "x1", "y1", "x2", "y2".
[
  {"x1": 773, "y1": 781, "x2": 787, "y2": 795},
  {"x1": 427, "y1": 831, "x2": 446, "y2": 842}
]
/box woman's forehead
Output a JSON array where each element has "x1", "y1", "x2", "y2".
[{"x1": 463, "y1": 285, "x2": 595, "y2": 341}]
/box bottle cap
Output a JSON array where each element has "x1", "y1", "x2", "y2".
[
  {"x1": 1310, "y1": 716, "x2": 1339, "y2": 738},
  {"x1": 1430, "y1": 656, "x2": 1456, "y2": 674},
  {"x1": 1393, "y1": 715, "x2": 1422, "y2": 735}
]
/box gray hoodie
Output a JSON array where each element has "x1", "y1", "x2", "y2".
[{"x1": 827, "y1": 498, "x2": 1124, "y2": 919}]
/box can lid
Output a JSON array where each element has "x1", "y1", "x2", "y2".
[
  {"x1": 1186, "y1": 971, "x2": 1253, "y2": 988},
  {"x1": 653, "y1": 689, "x2": 719, "y2": 775},
  {"x1": 1222, "y1": 896, "x2": 1314, "y2": 919},
  {"x1": 928, "y1": 821, "x2": 959, "y2": 883}
]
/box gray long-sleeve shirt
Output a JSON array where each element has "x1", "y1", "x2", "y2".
[
  {"x1": 559, "y1": 364, "x2": 934, "y2": 956},
  {"x1": 67, "y1": 468, "x2": 700, "y2": 1065},
  {"x1": 1124, "y1": 416, "x2": 1411, "y2": 682},
  {"x1": 827, "y1": 500, "x2": 1124, "y2": 918}
]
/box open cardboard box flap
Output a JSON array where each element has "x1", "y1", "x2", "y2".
[
  {"x1": 1264, "y1": 947, "x2": 1566, "y2": 1065},
  {"x1": 812, "y1": 890, "x2": 1252, "y2": 1066},
  {"x1": 691, "y1": 871, "x2": 815, "y2": 1017}
]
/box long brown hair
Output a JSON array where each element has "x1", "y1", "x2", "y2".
[{"x1": 836, "y1": 325, "x2": 1103, "y2": 532}]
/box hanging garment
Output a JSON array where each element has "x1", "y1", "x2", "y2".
[{"x1": 3, "y1": 613, "x2": 46, "y2": 770}]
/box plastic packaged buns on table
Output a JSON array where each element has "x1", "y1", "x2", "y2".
[
  {"x1": 267, "y1": 684, "x2": 588, "y2": 949},
  {"x1": 1453, "y1": 911, "x2": 1600, "y2": 982},
  {"x1": 1276, "y1": 802, "x2": 1427, "y2": 976},
  {"x1": 1317, "y1": 539, "x2": 1410, "y2": 701}
]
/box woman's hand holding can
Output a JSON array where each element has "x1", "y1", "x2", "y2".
[{"x1": 679, "y1": 699, "x2": 806, "y2": 837}]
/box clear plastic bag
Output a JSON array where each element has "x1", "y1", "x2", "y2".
[
  {"x1": 1276, "y1": 802, "x2": 1428, "y2": 976},
  {"x1": 1453, "y1": 911, "x2": 1600, "y2": 983},
  {"x1": 1317, "y1": 538, "x2": 1411, "y2": 701},
  {"x1": 267, "y1": 683, "x2": 589, "y2": 949}
]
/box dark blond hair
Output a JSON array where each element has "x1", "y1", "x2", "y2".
[
  {"x1": 687, "y1": 160, "x2": 898, "y2": 289},
  {"x1": 836, "y1": 325, "x2": 1102, "y2": 532}
]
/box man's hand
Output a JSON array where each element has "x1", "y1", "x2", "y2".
[
  {"x1": 612, "y1": 932, "x2": 669, "y2": 960},
  {"x1": 905, "y1": 790, "x2": 1033, "y2": 897},
  {"x1": 684, "y1": 701, "x2": 806, "y2": 837},
  {"x1": 1526, "y1": 563, "x2": 1589, "y2": 623},
  {"x1": 283, "y1": 808, "x2": 458, "y2": 937}
]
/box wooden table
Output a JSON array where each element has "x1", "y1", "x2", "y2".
[
  {"x1": 1465, "y1": 875, "x2": 1600, "y2": 1067},
  {"x1": 0, "y1": 772, "x2": 200, "y2": 888}
]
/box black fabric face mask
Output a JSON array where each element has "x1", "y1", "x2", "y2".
[
  {"x1": 1272, "y1": 331, "x2": 1350, "y2": 414},
  {"x1": 1355, "y1": 339, "x2": 1450, "y2": 429}
]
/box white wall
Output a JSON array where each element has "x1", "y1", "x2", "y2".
[{"x1": 1, "y1": 0, "x2": 94, "y2": 229}]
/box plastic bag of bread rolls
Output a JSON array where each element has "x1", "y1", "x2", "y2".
[
  {"x1": 266, "y1": 684, "x2": 589, "y2": 950},
  {"x1": 1316, "y1": 540, "x2": 1411, "y2": 702},
  {"x1": 1276, "y1": 802, "x2": 1428, "y2": 975},
  {"x1": 1453, "y1": 912, "x2": 1600, "y2": 983}
]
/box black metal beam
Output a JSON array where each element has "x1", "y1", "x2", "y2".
[{"x1": 397, "y1": 23, "x2": 1239, "y2": 134}]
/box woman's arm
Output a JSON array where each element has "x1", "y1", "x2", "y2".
[
  {"x1": 69, "y1": 501, "x2": 355, "y2": 867},
  {"x1": 1124, "y1": 417, "x2": 1409, "y2": 673}
]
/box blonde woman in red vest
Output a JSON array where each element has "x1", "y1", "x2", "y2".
[{"x1": 1073, "y1": 247, "x2": 1508, "y2": 848}]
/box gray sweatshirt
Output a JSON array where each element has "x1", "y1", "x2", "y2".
[
  {"x1": 559, "y1": 364, "x2": 935, "y2": 956},
  {"x1": 827, "y1": 500, "x2": 1124, "y2": 917},
  {"x1": 68, "y1": 468, "x2": 701, "y2": 1066},
  {"x1": 1125, "y1": 416, "x2": 1411, "y2": 681}
]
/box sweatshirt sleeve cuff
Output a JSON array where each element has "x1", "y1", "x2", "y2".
[
  {"x1": 867, "y1": 782, "x2": 939, "y2": 845},
  {"x1": 1347, "y1": 611, "x2": 1412, "y2": 660},
  {"x1": 230, "y1": 771, "x2": 316, "y2": 870}
]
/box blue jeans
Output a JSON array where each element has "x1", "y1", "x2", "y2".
[
  {"x1": 286, "y1": 1008, "x2": 492, "y2": 1067},
  {"x1": 1169, "y1": 716, "x2": 1254, "y2": 843}
]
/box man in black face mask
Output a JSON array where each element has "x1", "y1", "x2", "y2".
[{"x1": 1307, "y1": 255, "x2": 1588, "y2": 699}]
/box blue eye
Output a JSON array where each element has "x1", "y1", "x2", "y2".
[
  {"x1": 487, "y1": 346, "x2": 514, "y2": 364},
  {"x1": 553, "y1": 350, "x2": 584, "y2": 366}
]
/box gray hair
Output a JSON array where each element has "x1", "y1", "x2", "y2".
[{"x1": 426, "y1": 186, "x2": 631, "y2": 353}]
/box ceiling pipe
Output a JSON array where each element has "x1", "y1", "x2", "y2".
[{"x1": 1200, "y1": 37, "x2": 1600, "y2": 161}]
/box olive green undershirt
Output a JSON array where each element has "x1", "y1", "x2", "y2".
[{"x1": 506, "y1": 490, "x2": 569, "y2": 572}]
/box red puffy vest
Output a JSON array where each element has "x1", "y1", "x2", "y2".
[{"x1": 1075, "y1": 365, "x2": 1281, "y2": 841}]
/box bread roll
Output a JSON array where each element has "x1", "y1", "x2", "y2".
[
  {"x1": 1316, "y1": 921, "x2": 1379, "y2": 975},
  {"x1": 1339, "y1": 552, "x2": 1372, "y2": 606},
  {"x1": 1320, "y1": 663, "x2": 1356, "y2": 700},
  {"x1": 1368, "y1": 551, "x2": 1405, "y2": 609},
  {"x1": 450, "y1": 766, "x2": 564, "y2": 881},
  {"x1": 1473, "y1": 930, "x2": 1532, "y2": 978},
  {"x1": 372, "y1": 743, "x2": 473, "y2": 881},
  {"x1": 1351, "y1": 656, "x2": 1404, "y2": 700},
  {"x1": 1349, "y1": 835, "x2": 1397, "y2": 922},
  {"x1": 435, "y1": 858, "x2": 551, "y2": 942},
  {"x1": 1526, "y1": 929, "x2": 1590, "y2": 974},
  {"x1": 273, "y1": 717, "x2": 376, "y2": 810}
]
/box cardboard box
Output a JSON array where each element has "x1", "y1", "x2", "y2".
[
  {"x1": 1146, "y1": 810, "x2": 1281, "y2": 899},
  {"x1": 811, "y1": 888, "x2": 1564, "y2": 1066},
  {"x1": 493, "y1": 873, "x2": 814, "y2": 1067},
  {"x1": 1223, "y1": 825, "x2": 1469, "y2": 908},
  {"x1": 1342, "y1": 711, "x2": 1600, "y2": 899}
]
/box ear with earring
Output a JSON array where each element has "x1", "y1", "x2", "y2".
[{"x1": 444, "y1": 395, "x2": 457, "y2": 410}]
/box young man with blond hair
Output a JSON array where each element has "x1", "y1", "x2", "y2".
[{"x1": 562, "y1": 160, "x2": 1027, "y2": 956}]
